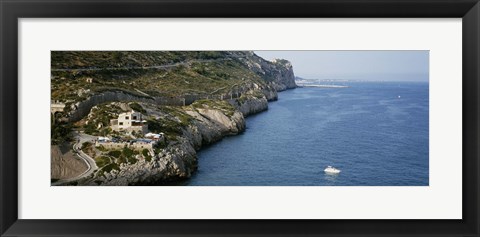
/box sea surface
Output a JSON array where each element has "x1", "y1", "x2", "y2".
[{"x1": 182, "y1": 81, "x2": 429, "y2": 186}]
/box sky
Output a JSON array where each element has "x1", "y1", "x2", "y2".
[{"x1": 254, "y1": 51, "x2": 429, "y2": 81}]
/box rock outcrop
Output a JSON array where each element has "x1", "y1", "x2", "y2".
[
  {"x1": 97, "y1": 138, "x2": 199, "y2": 186},
  {"x1": 82, "y1": 92, "x2": 277, "y2": 185},
  {"x1": 58, "y1": 51, "x2": 297, "y2": 185},
  {"x1": 66, "y1": 91, "x2": 182, "y2": 122},
  {"x1": 236, "y1": 52, "x2": 297, "y2": 92},
  {"x1": 269, "y1": 59, "x2": 297, "y2": 91},
  {"x1": 229, "y1": 96, "x2": 269, "y2": 117},
  {"x1": 94, "y1": 103, "x2": 247, "y2": 185}
]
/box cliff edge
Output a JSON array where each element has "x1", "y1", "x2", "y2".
[{"x1": 51, "y1": 51, "x2": 296, "y2": 185}]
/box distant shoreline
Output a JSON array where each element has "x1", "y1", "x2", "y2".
[{"x1": 297, "y1": 84, "x2": 349, "y2": 88}]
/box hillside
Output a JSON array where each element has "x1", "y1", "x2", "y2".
[
  {"x1": 51, "y1": 51, "x2": 295, "y2": 103},
  {"x1": 51, "y1": 51, "x2": 297, "y2": 185}
]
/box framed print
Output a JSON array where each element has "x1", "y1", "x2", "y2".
[{"x1": 1, "y1": 0, "x2": 479, "y2": 236}]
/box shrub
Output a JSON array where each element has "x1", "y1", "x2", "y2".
[
  {"x1": 122, "y1": 147, "x2": 135, "y2": 158},
  {"x1": 142, "y1": 149, "x2": 152, "y2": 162},
  {"x1": 95, "y1": 156, "x2": 111, "y2": 168},
  {"x1": 127, "y1": 156, "x2": 138, "y2": 164},
  {"x1": 51, "y1": 122, "x2": 73, "y2": 145},
  {"x1": 108, "y1": 150, "x2": 122, "y2": 158},
  {"x1": 97, "y1": 145, "x2": 107, "y2": 152},
  {"x1": 101, "y1": 163, "x2": 119, "y2": 174},
  {"x1": 83, "y1": 123, "x2": 97, "y2": 135},
  {"x1": 81, "y1": 141, "x2": 92, "y2": 150}
]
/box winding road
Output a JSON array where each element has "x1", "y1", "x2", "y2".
[{"x1": 52, "y1": 132, "x2": 98, "y2": 186}]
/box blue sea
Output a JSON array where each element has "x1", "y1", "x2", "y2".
[{"x1": 183, "y1": 81, "x2": 429, "y2": 186}]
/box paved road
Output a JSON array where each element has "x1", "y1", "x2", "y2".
[{"x1": 52, "y1": 132, "x2": 98, "y2": 186}]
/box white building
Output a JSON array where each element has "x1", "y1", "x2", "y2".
[{"x1": 110, "y1": 110, "x2": 148, "y2": 134}]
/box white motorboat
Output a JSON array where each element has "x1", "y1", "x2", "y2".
[{"x1": 324, "y1": 166, "x2": 341, "y2": 174}]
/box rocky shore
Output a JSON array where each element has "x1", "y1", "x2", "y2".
[
  {"x1": 61, "y1": 54, "x2": 297, "y2": 186},
  {"x1": 85, "y1": 93, "x2": 270, "y2": 185}
]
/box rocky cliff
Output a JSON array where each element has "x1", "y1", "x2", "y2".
[
  {"x1": 51, "y1": 51, "x2": 296, "y2": 106},
  {"x1": 236, "y1": 52, "x2": 297, "y2": 91},
  {"x1": 53, "y1": 51, "x2": 297, "y2": 185},
  {"x1": 85, "y1": 99, "x2": 251, "y2": 185},
  {"x1": 269, "y1": 59, "x2": 297, "y2": 91},
  {"x1": 76, "y1": 91, "x2": 275, "y2": 185},
  {"x1": 66, "y1": 83, "x2": 278, "y2": 123},
  {"x1": 66, "y1": 91, "x2": 158, "y2": 122}
]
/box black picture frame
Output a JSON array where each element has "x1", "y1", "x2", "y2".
[{"x1": 1, "y1": 0, "x2": 479, "y2": 236}]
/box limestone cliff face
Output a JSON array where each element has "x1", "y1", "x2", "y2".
[
  {"x1": 268, "y1": 59, "x2": 297, "y2": 91},
  {"x1": 63, "y1": 52, "x2": 295, "y2": 122},
  {"x1": 66, "y1": 91, "x2": 184, "y2": 122},
  {"x1": 229, "y1": 96, "x2": 268, "y2": 117},
  {"x1": 89, "y1": 93, "x2": 276, "y2": 185},
  {"x1": 63, "y1": 51, "x2": 297, "y2": 185},
  {"x1": 96, "y1": 105, "x2": 247, "y2": 185},
  {"x1": 238, "y1": 52, "x2": 297, "y2": 92},
  {"x1": 69, "y1": 84, "x2": 291, "y2": 186},
  {"x1": 66, "y1": 73, "x2": 288, "y2": 122},
  {"x1": 98, "y1": 137, "x2": 198, "y2": 185}
]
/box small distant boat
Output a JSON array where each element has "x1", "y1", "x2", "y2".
[
  {"x1": 324, "y1": 166, "x2": 341, "y2": 174},
  {"x1": 398, "y1": 95, "x2": 401, "y2": 99}
]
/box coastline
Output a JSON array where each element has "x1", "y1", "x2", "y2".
[
  {"x1": 71, "y1": 86, "x2": 295, "y2": 186},
  {"x1": 51, "y1": 51, "x2": 298, "y2": 186}
]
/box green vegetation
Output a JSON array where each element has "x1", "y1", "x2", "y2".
[
  {"x1": 97, "y1": 145, "x2": 107, "y2": 152},
  {"x1": 97, "y1": 163, "x2": 120, "y2": 178},
  {"x1": 50, "y1": 51, "x2": 293, "y2": 147},
  {"x1": 158, "y1": 106, "x2": 193, "y2": 126},
  {"x1": 191, "y1": 99, "x2": 236, "y2": 117},
  {"x1": 81, "y1": 141, "x2": 97, "y2": 158},
  {"x1": 108, "y1": 150, "x2": 122, "y2": 158},
  {"x1": 51, "y1": 122, "x2": 73, "y2": 145},
  {"x1": 50, "y1": 51, "x2": 273, "y2": 103},
  {"x1": 81, "y1": 103, "x2": 126, "y2": 136},
  {"x1": 197, "y1": 51, "x2": 225, "y2": 59},
  {"x1": 51, "y1": 51, "x2": 230, "y2": 70},
  {"x1": 102, "y1": 163, "x2": 120, "y2": 173},
  {"x1": 83, "y1": 123, "x2": 97, "y2": 135},
  {"x1": 251, "y1": 90, "x2": 265, "y2": 99},
  {"x1": 122, "y1": 146, "x2": 135, "y2": 159},
  {"x1": 104, "y1": 147, "x2": 138, "y2": 165},
  {"x1": 153, "y1": 139, "x2": 167, "y2": 154},
  {"x1": 92, "y1": 86, "x2": 154, "y2": 99},
  {"x1": 236, "y1": 91, "x2": 264, "y2": 105},
  {"x1": 94, "y1": 146, "x2": 144, "y2": 178},
  {"x1": 146, "y1": 107, "x2": 193, "y2": 141},
  {"x1": 147, "y1": 118, "x2": 180, "y2": 142},
  {"x1": 95, "y1": 156, "x2": 111, "y2": 168},
  {"x1": 142, "y1": 149, "x2": 152, "y2": 162},
  {"x1": 81, "y1": 141, "x2": 92, "y2": 151}
]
